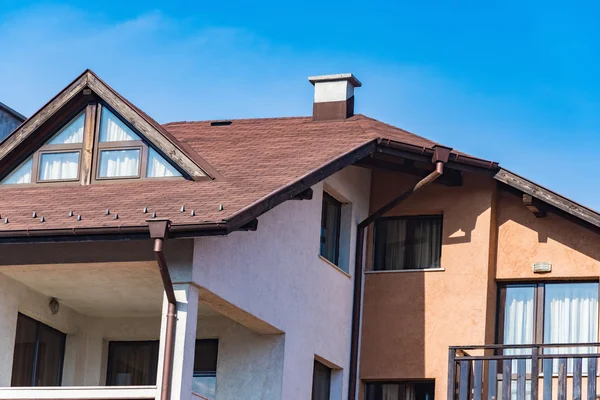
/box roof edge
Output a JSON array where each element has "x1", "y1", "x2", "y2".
[{"x1": 0, "y1": 101, "x2": 26, "y2": 122}]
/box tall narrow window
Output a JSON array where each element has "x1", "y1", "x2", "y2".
[
  {"x1": 106, "y1": 341, "x2": 159, "y2": 386},
  {"x1": 320, "y1": 192, "x2": 342, "y2": 265},
  {"x1": 499, "y1": 282, "x2": 599, "y2": 372},
  {"x1": 374, "y1": 215, "x2": 443, "y2": 271},
  {"x1": 311, "y1": 360, "x2": 331, "y2": 400},
  {"x1": 11, "y1": 313, "x2": 66, "y2": 387},
  {"x1": 193, "y1": 339, "x2": 218, "y2": 400}
]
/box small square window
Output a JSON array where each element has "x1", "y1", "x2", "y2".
[
  {"x1": 98, "y1": 149, "x2": 141, "y2": 178},
  {"x1": 106, "y1": 341, "x2": 159, "y2": 386},
  {"x1": 374, "y1": 215, "x2": 443, "y2": 271},
  {"x1": 39, "y1": 152, "x2": 80, "y2": 182},
  {"x1": 320, "y1": 192, "x2": 342, "y2": 265}
]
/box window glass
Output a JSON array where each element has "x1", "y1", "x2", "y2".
[
  {"x1": 47, "y1": 113, "x2": 84, "y2": 144},
  {"x1": 320, "y1": 193, "x2": 342, "y2": 265},
  {"x1": 544, "y1": 283, "x2": 598, "y2": 371},
  {"x1": 147, "y1": 148, "x2": 181, "y2": 178},
  {"x1": 374, "y1": 216, "x2": 442, "y2": 270},
  {"x1": 106, "y1": 341, "x2": 159, "y2": 386},
  {"x1": 98, "y1": 149, "x2": 141, "y2": 178},
  {"x1": 365, "y1": 381, "x2": 435, "y2": 400},
  {"x1": 11, "y1": 313, "x2": 66, "y2": 387},
  {"x1": 2, "y1": 156, "x2": 33, "y2": 184},
  {"x1": 193, "y1": 339, "x2": 218, "y2": 400},
  {"x1": 311, "y1": 360, "x2": 331, "y2": 400},
  {"x1": 39, "y1": 152, "x2": 80, "y2": 181},
  {"x1": 100, "y1": 109, "x2": 141, "y2": 142}
]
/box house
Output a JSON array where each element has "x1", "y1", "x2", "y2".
[
  {"x1": 0, "y1": 102, "x2": 25, "y2": 143},
  {"x1": 0, "y1": 70, "x2": 599, "y2": 400}
]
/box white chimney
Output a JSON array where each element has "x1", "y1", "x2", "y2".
[{"x1": 308, "y1": 73, "x2": 362, "y2": 121}]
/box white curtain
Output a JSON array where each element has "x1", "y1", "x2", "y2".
[
  {"x1": 99, "y1": 150, "x2": 140, "y2": 178},
  {"x1": 147, "y1": 148, "x2": 181, "y2": 178},
  {"x1": 48, "y1": 113, "x2": 84, "y2": 144},
  {"x1": 2, "y1": 157, "x2": 33, "y2": 184},
  {"x1": 100, "y1": 109, "x2": 140, "y2": 142},
  {"x1": 411, "y1": 218, "x2": 442, "y2": 269},
  {"x1": 504, "y1": 286, "x2": 535, "y2": 378},
  {"x1": 544, "y1": 283, "x2": 598, "y2": 372},
  {"x1": 39, "y1": 152, "x2": 79, "y2": 181}
]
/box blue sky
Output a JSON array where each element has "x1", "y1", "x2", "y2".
[{"x1": 1, "y1": 1, "x2": 600, "y2": 209}]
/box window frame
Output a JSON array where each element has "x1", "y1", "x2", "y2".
[
  {"x1": 91, "y1": 104, "x2": 181, "y2": 182},
  {"x1": 373, "y1": 214, "x2": 443, "y2": 271},
  {"x1": 0, "y1": 102, "x2": 186, "y2": 186},
  {"x1": 496, "y1": 280, "x2": 600, "y2": 346},
  {"x1": 364, "y1": 380, "x2": 436, "y2": 400},
  {"x1": 11, "y1": 313, "x2": 66, "y2": 387},
  {"x1": 320, "y1": 192, "x2": 342, "y2": 266},
  {"x1": 26, "y1": 109, "x2": 87, "y2": 185},
  {"x1": 311, "y1": 360, "x2": 332, "y2": 400},
  {"x1": 105, "y1": 340, "x2": 159, "y2": 386}
]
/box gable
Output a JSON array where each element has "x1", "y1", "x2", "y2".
[
  {"x1": 1, "y1": 103, "x2": 184, "y2": 185},
  {"x1": 0, "y1": 70, "x2": 216, "y2": 185}
]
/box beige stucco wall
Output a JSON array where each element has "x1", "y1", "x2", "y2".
[
  {"x1": 360, "y1": 169, "x2": 600, "y2": 400},
  {"x1": 359, "y1": 171, "x2": 498, "y2": 400},
  {"x1": 496, "y1": 189, "x2": 600, "y2": 280}
]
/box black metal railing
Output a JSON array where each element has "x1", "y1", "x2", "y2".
[{"x1": 449, "y1": 343, "x2": 600, "y2": 400}]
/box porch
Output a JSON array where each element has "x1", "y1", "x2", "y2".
[
  {"x1": 449, "y1": 343, "x2": 600, "y2": 400},
  {"x1": 0, "y1": 239, "x2": 284, "y2": 400}
]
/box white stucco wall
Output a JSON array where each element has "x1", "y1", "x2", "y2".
[
  {"x1": 192, "y1": 165, "x2": 372, "y2": 400},
  {"x1": 196, "y1": 315, "x2": 284, "y2": 400}
]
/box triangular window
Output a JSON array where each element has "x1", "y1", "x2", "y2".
[
  {"x1": 2, "y1": 112, "x2": 85, "y2": 184},
  {"x1": 95, "y1": 107, "x2": 181, "y2": 180},
  {"x1": 2, "y1": 156, "x2": 33, "y2": 184},
  {"x1": 2, "y1": 104, "x2": 183, "y2": 185}
]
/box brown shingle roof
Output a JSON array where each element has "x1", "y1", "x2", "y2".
[{"x1": 0, "y1": 111, "x2": 492, "y2": 239}]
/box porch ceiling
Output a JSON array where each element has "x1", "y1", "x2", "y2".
[{"x1": 0, "y1": 261, "x2": 164, "y2": 318}]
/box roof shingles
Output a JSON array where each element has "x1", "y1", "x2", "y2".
[{"x1": 0, "y1": 114, "x2": 459, "y2": 235}]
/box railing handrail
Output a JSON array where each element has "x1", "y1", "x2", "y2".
[{"x1": 450, "y1": 342, "x2": 600, "y2": 351}]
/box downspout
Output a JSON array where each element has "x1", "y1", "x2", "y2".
[
  {"x1": 148, "y1": 219, "x2": 177, "y2": 400},
  {"x1": 348, "y1": 145, "x2": 451, "y2": 400}
]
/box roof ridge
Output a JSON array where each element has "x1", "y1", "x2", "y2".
[
  {"x1": 163, "y1": 116, "x2": 312, "y2": 126},
  {"x1": 355, "y1": 114, "x2": 441, "y2": 145}
]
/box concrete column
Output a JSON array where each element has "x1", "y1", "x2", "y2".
[
  {"x1": 0, "y1": 298, "x2": 18, "y2": 386},
  {"x1": 156, "y1": 284, "x2": 199, "y2": 400}
]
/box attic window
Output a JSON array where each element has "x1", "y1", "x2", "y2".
[
  {"x1": 94, "y1": 108, "x2": 182, "y2": 180},
  {"x1": 2, "y1": 104, "x2": 183, "y2": 185},
  {"x1": 1, "y1": 112, "x2": 85, "y2": 184}
]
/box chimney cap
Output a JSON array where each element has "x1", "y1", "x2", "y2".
[{"x1": 308, "y1": 73, "x2": 362, "y2": 88}]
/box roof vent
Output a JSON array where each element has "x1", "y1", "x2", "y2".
[
  {"x1": 308, "y1": 73, "x2": 361, "y2": 121},
  {"x1": 210, "y1": 120, "x2": 232, "y2": 127}
]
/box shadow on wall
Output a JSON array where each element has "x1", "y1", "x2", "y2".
[
  {"x1": 359, "y1": 169, "x2": 495, "y2": 397},
  {"x1": 497, "y1": 188, "x2": 600, "y2": 268}
]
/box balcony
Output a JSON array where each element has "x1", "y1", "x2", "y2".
[{"x1": 449, "y1": 343, "x2": 600, "y2": 400}]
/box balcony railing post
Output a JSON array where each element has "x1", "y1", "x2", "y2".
[
  {"x1": 531, "y1": 345, "x2": 539, "y2": 400},
  {"x1": 448, "y1": 348, "x2": 457, "y2": 400}
]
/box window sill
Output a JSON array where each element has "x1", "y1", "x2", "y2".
[
  {"x1": 365, "y1": 268, "x2": 445, "y2": 274},
  {"x1": 318, "y1": 255, "x2": 351, "y2": 279}
]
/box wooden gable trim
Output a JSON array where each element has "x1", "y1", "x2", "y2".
[
  {"x1": 86, "y1": 72, "x2": 220, "y2": 181},
  {"x1": 0, "y1": 72, "x2": 88, "y2": 161},
  {"x1": 0, "y1": 70, "x2": 220, "y2": 182},
  {"x1": 494, "y1": 168, "x2": 600, "y2": 229}
]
